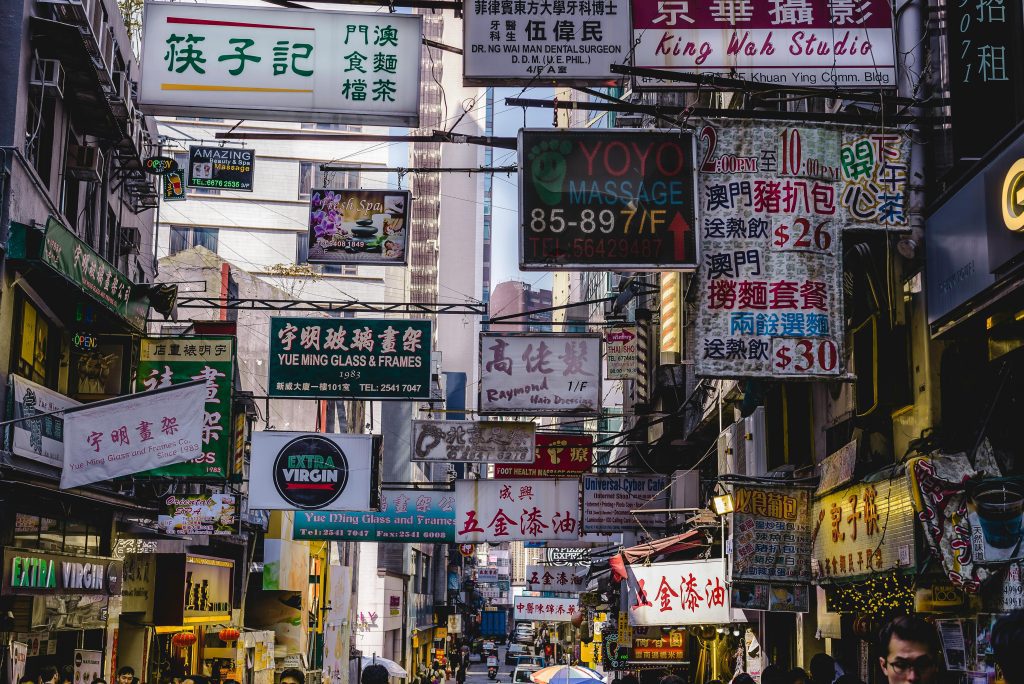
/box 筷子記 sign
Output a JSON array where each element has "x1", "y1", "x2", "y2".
[
  {"x1": 139, "y1": 3, "x2": 422, "y2": 126},
  {"x1": 624, "y1": 559, "x2": 731, "y2": 626},
  {"x1": 463, "y1": 0, "x2": 632, "y2": 84},
  {"x1": 479, "y1": 332, "x2": 601, "y2": 415},
  {"x1": 292, "y1": 488, "x2": 455, "y2": 542},
  {"x1": 269, "y1": 317, "x2": 432, "y2": 399},
  {"x1": 136, "y1": 337, "x2": 235, "y2": 478},
  {"x1": 494, "y1": 433, "x2": 593, "y2": 478},
  {"x1": 410, "y1": 420, "x2": 535, "y2": 464},
  {"x1": 630, "y1": 0, "x2": 896, "y2": 88},
  {"x1": 188, "y1": 146, "x2": 254, "y2": 192},
  {"x1": 455, "y1": 479, "x2": 582, "y2": 543},
  {"x1": 730, "y1": 486, "x2": 812, "y2": 583},
  {"x1": 307, "y1": 189, "x2": 410, "y2": 266},
  {"x1": 519, "y1": 130, "x2": 698, "y2": 270},
  {"x1": 581, "y1": 474, "x2": 669, "y2": 533},
  {"x1": 693, "y1": 120, "x2": 910, "y2": 378}
]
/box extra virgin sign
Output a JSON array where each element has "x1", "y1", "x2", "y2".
[{"x1": 519, "y1": 130, "x2": 698, "y2": 270}]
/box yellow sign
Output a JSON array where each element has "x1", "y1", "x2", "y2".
[
  {"x1": 435, "y1": 628, "x2": 448, "y2": 640},
  {"x1": 1002, "y1": 158, "x2": 1024, "y2": 232}
]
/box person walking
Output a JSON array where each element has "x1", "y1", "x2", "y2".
[
  {"x1": 877, "y1": 615, "x2": 940, "y2": 684},
  {"x1": 992, "y1": 610, "x2": 1024, "y2": 684}
]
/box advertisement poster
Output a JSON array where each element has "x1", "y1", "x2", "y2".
[
  {"x1": 495, "y1": 433, "x2": 593, "y2": 478},
  {"x1": 60, "y1": 383, "x2": 207, "y2": 489},
  {"x1": 731, "y1": 486, "x2": 812, "y2": 582},
  {"x1": 269, "y1": 317, "x2": 432, "y2": 399},
  {"x1": 581, "y1": 474, "x2": 669, "y2": 533},
  {"x1": 479, "y1": 332, "x2": 601, "y2": 415},
  {"x1": 455, "y1": 478, "x2": 582, "y2": 543},
  {"x1": 293, "y1": 488, "x2": 455, "y2": 542},
  {"x1": 631, "y1": 0, "x2": 896, "y2": 88},
  {"x1": 519, "y1": 129, "x2": 698, "y2": 270},
  {"x1": 605, "y1": 326, "x2": 638, "y2": 380},
  {"x1": 140, "y1": 3, "x2": 422, "y2": 126},
  {"x1": 9, "y1": 375, "x2": 80, "y2": 468},
  {"x1": 694, "y1": 120, "x2": 912, "y2": 378},
  {"x1": 818, "y1": 440, "x2": 858, "y2": 495},
  {"x1": 463, "y1": 0, "x2": 631, "y2": 84},
  {"x1": 624, "y1": 559, "x2": 731, "y2": 626},
  {"x1": 188, "y1": 146, "x2": 254, "y2": 192},
  {"x1": 158, "y1": 493, "x2": 238, "y2": 535},
  {"x1": 513, "y1": 596, "x2": 579, "y2": 622},
  {"x1": 249, "y1": 432, "x2": 374, "y2": 511},
  {"x1": 525, "y1": 564, "x2": 589, "y2": 593},
  {"x1": 136, "y1": 336, "x2": 235, "y2": 478},
  {"x1": 306, "y1": 189, "x2": 410, "y2": 266},
  {"x1": 411, "y1": 420, "x2": 535, "y2": 463},
  {"x1": 163, "y1": 171, "x2": 186, "y2": 201},
  {"x1": 9, "y1": 643, "x2": 27, "y2": 684},
  {"x1": 74, "y1": 649, "x2": 102, "y2": 684}
]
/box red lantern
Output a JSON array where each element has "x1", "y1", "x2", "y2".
[
  {"x1": 171, "y1": 632, "x2": 197, "y2": 648},
  {"x1": 218, "y1": 628, "x2": 241, "y2": 642}
]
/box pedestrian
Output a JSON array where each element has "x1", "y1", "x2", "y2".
[
  {"x1": 706, "y1": 679, "x2": 724, "y2": 684},
  {"x1": 762, "y1": 665, "x2": 786, "y2": 684},
  {"x1": 992, "y1": 610, "x2": 1024, "y2": 684},
  {"x1": 456, "y1": 662, "x2": 467, "y2": 684},
  {"x1": 362, "y1": 665, "x2": 390, "y2": 684},
  {"x1": 659, "y1": 676, "x2": 685, "y2": 684},
  {"x1": 91, "y1": 679, "x2": 107, "y2": 684},
  {"x1": 61, "y1": 665, "x2": 74, "y2": 684},
  {"x1": 789, "y1": 668, "x2": 809, "y2": 684},
  {"x1": 732, "y1": 674, "x2": 755, "y2": 684},
  {"x1": 280, "y1": 670, "x2": 305, "y2": 684},
  {"x1": 809, "y1": 654, "x2": 837, "y2": 684},
  {"x1": 876, "y1": 615, "x2": 939, "y2": 684},
  {"x1": 38, "y1": 666, "x2": 59, "y2": 684},
  {"x1": 116, "y1": 668, "x2": 135, "y2": 684},
  {"x1": 183, "y1": 675, "x2": 209, "y2": 684},
  {"x1": 835, "y1": 675, "x2": 862, "y2": 684},
  {"x1": 20, "y1": 677, "x2": 35, "y2": 684}
]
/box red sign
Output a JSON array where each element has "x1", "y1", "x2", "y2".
[{"x1": 495, "y1": 434, "x2": 593, "y2": 478}]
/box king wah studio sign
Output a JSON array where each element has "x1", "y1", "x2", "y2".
[{"x1": 2, "y1": 548, "x2": 123, "y2": 596}]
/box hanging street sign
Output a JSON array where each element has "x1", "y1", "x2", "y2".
[
  {"x1": 306, "y1": 189, "x2": 410, "y2": 266},
  {"x1": 187, "y1": 146, "x2": 255, "y2": 192},
  {"x1": 455, "y1": 478, "x2": 582, "y2": 543},
  {"x1": 605, "y1": 325, "x2": 638, "y2": 380},
  {"x1": 494, "y1": 433, "x2": 593, "y2": 478},
  {"x1": 143, "y1": 156, "x2": 178, "y2": 175},
  {"x1": 624, "y1": 559, "x2": 731, "y2": 626},
  {"x1": 293, "y1": 488, "x2": 455, "y2": 542},
  {"x1": 411, "y1": 420, "x2": 535, "y2": 463}
]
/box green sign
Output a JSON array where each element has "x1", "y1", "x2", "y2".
[
  {"x1": 41, "y1": 218, "x2": 149, "y2": 330},
  {"x1": 163, "y1": 171, "x2": 186, "y2": 202},
  {"x1": 268, "y1": 317, "x2": 432, "y2": 399},
  {"x1": 135, "y1": 337, "x2": 235, "y2": 478}
]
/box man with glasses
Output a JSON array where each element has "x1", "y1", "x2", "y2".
[{"x1": 877, "y1": 615, "x2": 940, "y2": 684}]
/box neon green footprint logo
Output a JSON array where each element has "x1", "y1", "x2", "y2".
[{"x1": 529, "y1": 139, "x2": 572, "y2": 206}]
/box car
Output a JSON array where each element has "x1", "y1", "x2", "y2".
[
  {"x1": 511, "y1": 666, "x2": 540, "y2": 684},
  {"x1": 506, "y1": 644, "x2": 526, "y2": 665},
  {"x1": 515, "y1": 656, "x2": 546, "y2": 669}
]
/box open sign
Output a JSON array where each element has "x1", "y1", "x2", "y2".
[{"x1": 143, "y1": 156, "x2": 178, "y2": 175}]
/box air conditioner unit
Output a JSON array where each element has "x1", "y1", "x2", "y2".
[
  {"x1": 717, "y1": 421, "x2": 745, "y2": 477},
  {"x1": 602, "y1": 298, "x2": 625, "y2": 321},
  {"x1": 30, "y1": 59, "x2": 65, "y2": 99},
  {"x1": 743, "y1": 406, "x2": 768, "y2": 477},
  {"x1": 67, "y1": 143, "x2": 102, "y2": 181}
]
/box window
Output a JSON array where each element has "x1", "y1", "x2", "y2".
[
  {"x1": 170, "y1": 226, "x2": 219, "y2": 255},
  {"x1": 300, "y1": 122, "x2": 361, "y2": 132},
  {"x1": 295, "y1": 233, "x2": 357, "y2": 276},
  {"x1": 298, "y1": 161, "x2": 360, "y2": 200},
  {"x1": 172, "y1": 152, "x2": 220, "y2": 195},
  {"x1": 25, "y1": 95, "x2": 56, "y2": 186},
  {"x1": 421, "y1": 553, "x2": 430, "y2": 594},
  {"x1": 15, "y1": 297, "x2": 55, "y2": 388},
  {"x1": 12, "y1": 514, "x2": 100, "y2": 554}
]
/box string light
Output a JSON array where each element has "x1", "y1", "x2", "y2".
[{"x1": 826, "y1": 571, "x2": 914, "y2": 617}]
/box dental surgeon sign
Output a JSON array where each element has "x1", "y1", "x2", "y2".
[{"x1": 519, "y1": 129, "x2": 698, "y2": 270}]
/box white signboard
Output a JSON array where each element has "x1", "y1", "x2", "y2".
[
  {"x1": 624, "y1": 559, "x2": 731, "y2": 626},
  {"x1": 477, "y1": 567, "x2": 500, "y2": 583},
  {"x1": 73, "y1": 650, "x2": 102, "y2": 684},
  {"x1": 605, "y1": 326, "x2": 638, "y2": 380},
  {"x1": 60, "y1": 382, "x2": 206, "y2": 489},
  {"x1": 455, "y1": 478, "x2": 582, "y2": 543},
  {"x1": 513, "y1": 596, "x2": 579, "y2": 622},
  {"x1": 463, "y1": 0, "x2": 632, "y2": 84},
  {"x1": 582, "y1": 474, "x2": 669, "y2": 533},
  {"x1": 526, "y1": 564, "x2": 590, "y2": 593},
  {"x1": 411, "y1": 420, "x2": 535, "y2": 463},
  {"x1": 249, "y1": 432, "x2": 373, "y2": 511},
  {"x1": 448, "y1": 614, "x2": 462, "y2": 633},
  {"x1": 140, "y1": 2, "x2": 421, "y2": 126},
  {"x1": 479, "y1": 333, "x2": 601, "y2": 415},
  {"x1": 10, "y1": 375, "x2": 80, "y2": 468}
]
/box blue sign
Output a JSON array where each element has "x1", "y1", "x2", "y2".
[{"x1": 292, "y1": 488, "x2": 455, "y2": 542}]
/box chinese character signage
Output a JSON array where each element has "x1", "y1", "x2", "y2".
[
  {"x1": 477, "y1": 567, "x2": 500, "y2": 583},
  {"x1": 495, "y1": 433, "x2": 593, "y2": 478},
  {"x1": 59, "y1": 382, "x2": 207, "y2": 489},
  {"x1": 582, "y1": 474, "x2": 669, "y2": 533},
  {"x1": 463, "y1": 0, "x2": 632, "y2": 84},
  {"x1": 513, "y1": 596, "x2": 579, "y2": 622},
  {"x1": 479, "y1": 332, "x2": 601, "y2": 415},
  {"x1": 269, "y1": 317, "x2": 432, "y2": 399},
  {"x1": 187, "y1": 146, "x2": 254, "y2": 192},
  {"x1": 811, "y1": 473, "x2": 916, "y2": 581},
  {"x1": 694, "y1": 120, "x2": 912, "y2": 377},
  {"x1": 455, "y1": 478, "x2": 582, "y2": 542},
  {"x1": 519, "y1": 130, "x2": 698, "y2": 270},
  {"x1": 42, "y1": 218, "x2": 148, "y2": 331},
  {"x1": 731, "y1": 486, "x2": 812, "y2": 582},
  {"x1": 139, "y1": 2, "x2": 422, "y2": 126},
  {"x1": 525, "y1": 564, "x2": 589, "y2": 593},
  {"x1": 9, "y1": 375, "x2": 80, "y2": 469},
  {"x1": 136, "y1": 337, "x2": 235, "y2": 478},
  {"x1": 306, "y1": 189, "x2": 410, "y2": 266},
  {"x1": 605, "y1": 325, "x2": 638, "y2": 380},
  {"x1": 249, "y1": 432, "x2": 373, "y2": 511},
  {"x1": 292, "y1": 488, "x2": 455, "y2": 542},
  {"x1": 158, "y1": 493, "x2": 238, "y2": 535},
  {"x1": 624, "y1": 559, "x2": 730, "y2": 626},
  {"x1": 411, "y1": 420, "x2": 535, "y2": 464},
  {"x1": 631, "y1": 0, "x2": 896, "y2": 88}
]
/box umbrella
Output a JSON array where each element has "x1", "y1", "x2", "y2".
[
  {"x1": 530, "y1": 666, "x2": 604, "y2": 684},
  {"x1": 361, "y1": 655, "x2": 408, "y2": 678}
]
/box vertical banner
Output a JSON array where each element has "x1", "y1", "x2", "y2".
[
  {"x1": 9, "y1": 376, "x2": 80, "y2": 468},
  {"x1": 730, "y1": 486, "x2": 813, "y2": 583},
  {"x1": 136, "y1": 337, "x2": 235, "y2": 478},
  {"x1": 605, "y1": 326, "x2": 638, "y2": 380}
]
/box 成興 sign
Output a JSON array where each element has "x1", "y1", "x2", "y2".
[
  {"x1": 630, "y1": 0, "x2": 896, "y2": 88},
  {"x1": 411, "y1": 420, "x2": 535, "y2": 464},
  {"x1": 495, "y1": 433, "x2": 593, "y2": 478},
  {"x1": 624, "y1": 559, "x2": 730, "y2": 626},
  {"x1": 140, "y1": 2, "x2": 421, "y2": 126},
  {"x1": 479, "y1": 332, "x2": 601, "y2": 415},
  {"x1": 519, "y1": 130, "x2": 698, "y2": 270},
  {"x1": 306, "y1": 189, "x2": 410, "y2": 266},
  {"x1": 249, "y1": 432, "x2": 374, "y2": 511},
  {"x1": 455, "y1": 479, "x2": 582, "y2": 543}
]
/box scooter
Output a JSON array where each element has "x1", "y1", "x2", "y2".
[{"x1": 487, "y1": 667, "x2": 497, "y2": 680}]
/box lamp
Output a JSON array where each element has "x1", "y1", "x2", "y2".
[{"x1": 712, "y1": 493, "x2": 734, "y2": 515}]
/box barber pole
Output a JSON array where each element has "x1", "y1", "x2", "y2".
[{"x1": 660, "y1": 272, "x2": 680, "y2": 357}]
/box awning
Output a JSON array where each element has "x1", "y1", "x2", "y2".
[{"x1": 620, "y1": 530, "x2": 705, "y2": 563}]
